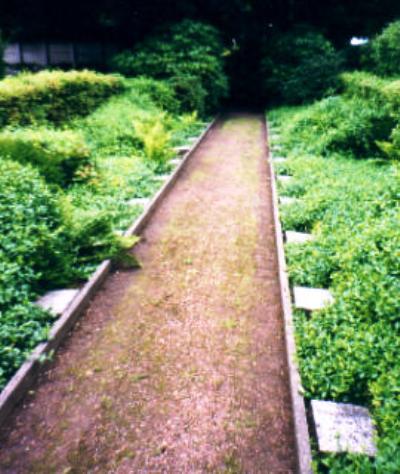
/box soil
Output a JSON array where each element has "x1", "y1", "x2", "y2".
[{"x1": 0, "y1": 114, "x2": 296, "y2": 473}]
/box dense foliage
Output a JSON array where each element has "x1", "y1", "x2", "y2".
[
  {"x1": 0, "y1": 128, "x2": 91, "y2": 186},
  {"x1": 0, "y1": 31, "x2": 4, "y2": 79},
  {"x1": 261, "y1": 30, "x2": 342, "y2": 104},
  {"x1": 279, "y1": 71, "x2": 400, "y2": 160},
  {"x1": 368, "y1": 20, "x2": 400, "y2": 76},
  {"x1": 269, "y1": 82, "x2": 400, "y2": 471},
  {"x1": 0, "y1": 70, "x2": 124, "y2": 128},
  {"x1": 0, "y1": 160, "x2": 66, "y2": 387},
  {"x1": 110, "y1": 20, "x2": 229, "y2": 115},
  {"x1": 0, "y1": 69, "x2": 204, "y2": 390}
]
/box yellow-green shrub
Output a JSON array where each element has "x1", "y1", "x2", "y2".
[
  {"x1": 134, "y1": 116, "x2": 173, "y2": 165},
  {"x1": 0, "y1": 70, "x2": 124, "y2": 128}
]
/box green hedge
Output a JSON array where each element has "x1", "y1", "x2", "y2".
[
  {"x1": 0, "y1": 128, "x2": 91, "y2": 186},
  {"x1": 0, "y1": 70, "x2": 124, "y2": 128}
]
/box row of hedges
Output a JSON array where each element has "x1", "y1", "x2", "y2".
[
  {"x1": 0, "y1": 69, "x2": 124, "y2": 128},
  {"x1": 269, "y1": 100, "x2": 400, "y2": 471}
]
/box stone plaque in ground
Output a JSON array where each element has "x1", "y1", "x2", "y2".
[
  {"x1": 174, "y1": 145, "x2": 190, "y2": 155},
  {"x1": 311, "y1": 400, "x2": 377, "y2": 456},
  {"x1": 286, "y1": 231, "x2": 314, "y2": 244},
  {"x1": 37, "y1": 289, "x2": 79, "y2": 315},
  {"x1": 280, "y1": 196, "x2": 297, "y2": 205},
  {"x1": 293, "y1": 287, "x2": 333, "y2": 311},
  {"x1": 278, "y1": 175, "x2": 292, "y2": 183}
]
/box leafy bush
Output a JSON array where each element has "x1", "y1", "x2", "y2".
[
  {"x1": 0, "y1": 160, "x2": 67, "y2": 387},
  {"x1": 261, "y1": 30, "x2": 342, "y2": 104},
  {"x1": 0, "y1": 128, "x2": 91, "y2": 186},
  {"x1": 282, "y1": 95, "x2": 394, "y2": 158},
  {"x1": 110, "y1": 20, "x2": 229, "y2": 114},
  {"x1": 368, "y1": 20, "x2": 400, "y2": 76},
  {"x1": 0, "y1": 70, "x2": 124, "y2": 128},
  {"x1": 126, "y1": 77, "x2": 179, "y2": 114}
]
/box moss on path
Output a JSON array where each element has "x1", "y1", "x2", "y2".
[{"x1": 0, "y1": 114, "x2": 296, "y2": 473}]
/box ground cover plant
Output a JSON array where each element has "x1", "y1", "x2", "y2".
[
  {"x1": 0, "y1": 69, "x2": 204, "y2": 390},
  {"x1": 269, "y1": 96, "x2": 400, "y2": 472}
]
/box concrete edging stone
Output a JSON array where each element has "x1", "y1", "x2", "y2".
[{"x1": 265, "y1": 117, "x2": 313, "y2": 474}]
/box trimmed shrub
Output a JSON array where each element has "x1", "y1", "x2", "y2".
[
  {"x1": 110, "y1": 20, "x2": 229, "y2": 114},
  {"x1": 261, "y1": 30, "x2": 342, "y2": 104},
  {"x1": 0, "y1": 128, "x2": 91, "y2": 186},
  {"x1": 0, "y1": 70, "x2": 124, "y2": 128},
  {"x1": 369, "y1": 20, "x2": 400, "y2": 76}
]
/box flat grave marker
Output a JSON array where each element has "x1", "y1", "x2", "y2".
[
  {"x1": 312, "y1": 400, "x2": 377, "y2": 457},
  {"x1": 37, "y1": 289, "x2": 79, "y2": 316},
  {"x1": 293, "y1": 286, "x2": 333, "y2": 311},
  {"x1": 278, "y1": 175, "x2": 292, "y2": 183},
  {"x1": 286, "y1": 231, "x2": 314, "y2": 244}
]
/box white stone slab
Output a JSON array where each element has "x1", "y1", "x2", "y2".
[
  {"x1": 174, "y1": 145, "x2": 190, "y2": 156},
  {"x1": 286, "y1": 231, "x2": 314, "y2": 244},
  {"x1": 127, "y1": 198, "x2": 150, "y2": 206},
  {"x1": 294, "y1": 287, "x2": 333, "y2": 311},
  {"x1": 154, "y1": 174, "x2": 170, "y2": 181},
  {"x1": 312, "y1": 400, "x2": 376, "y2": 457},
  {"x1": 278, "y1": 175, "x2": 292, "y2": 183},
  {"x1": 37, "y1": 289, "x2": 79, "y2": 316},
  {"x1": 170, "y1": 158, "x2": 182, "y2": 166},
  {"x1": 273, "y1": 157, "x2": 287, "y2": 163},
  {"x1": 280, "y1": 196, "x2": 297, "y2": 205}
]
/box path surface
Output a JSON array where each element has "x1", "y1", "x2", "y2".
[{"x1": 0, "y1": 115, "x2": 296, "y2": 473}]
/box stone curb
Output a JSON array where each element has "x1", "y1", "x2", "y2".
[
  {"x1": 265, "y1": 118, "x2": 313, "y2": 474},
  {"x1": 0, "y1": 118, "x2": 218, "y2": 427}
]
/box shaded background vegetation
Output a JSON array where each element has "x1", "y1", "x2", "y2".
[{"x1": 1, "y1": 0, "x2": 400, "y2": 105}]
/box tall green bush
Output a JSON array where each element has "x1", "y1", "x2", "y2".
[
  {"x1": 110, "y1": 20, "x2": 229, "y2": 114},
  {"x1": 0, "y1": 31, "x2": 5, "y2": 79},
  {"x1": 368, "y1": 20, "x2": 400, "y2": 76},
  {"x1": 0, "y1": 70, "x2": 124, "y2": 128},
  {"x1": 261, "y1": 29, "x2": 342, "y2": 104}
]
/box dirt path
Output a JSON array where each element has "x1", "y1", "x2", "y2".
[{"x1": 0, "y1": 114, "x2": 296, "y2": 473}]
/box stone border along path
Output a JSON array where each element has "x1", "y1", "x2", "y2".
[{"x1": 0, "y1": 114, "x2": 303, "y2": 473}]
